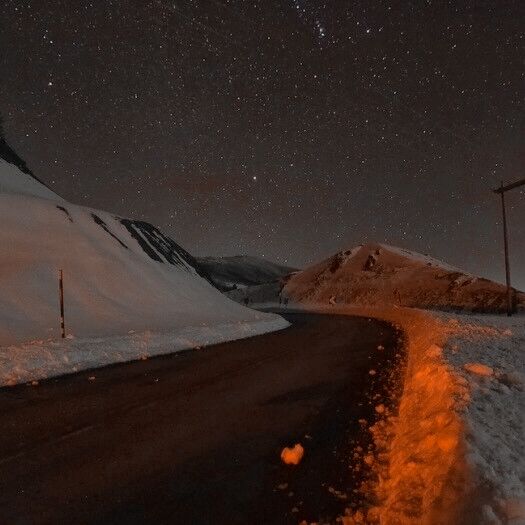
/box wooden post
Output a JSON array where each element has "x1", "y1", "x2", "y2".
[
  {"x1": 59, "y1": 269, "x2": 66, "y2": 338},
  {"x1": 493, "y1": 178, "x2": 524, "y2": 316},
  {"x1": 499, "y1": 184, "x2": 512, "y2": 316}
]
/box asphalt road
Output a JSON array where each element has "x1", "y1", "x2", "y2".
[{"x1": 0, "y1": 312, "x2": 402, "y2": 525}]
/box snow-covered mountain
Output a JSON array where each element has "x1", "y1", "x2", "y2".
[
  {"x1": 0, "y1": 138, "x2": 61, "y2": 201},
  {"x1": 0, "y1": 144, "x2": 286, "y2": 345},
  {"x1": 283, "y1": 243, "x2": 524, "y2": 312},
  {"x1": 196, "y1": 255, "x2": 296, "y2": 291}
]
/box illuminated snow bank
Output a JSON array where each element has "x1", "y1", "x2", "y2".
[
  {"x1": 356, "y1": 308, "x2": 523, "y2": 525},
  {"x1": 293, "y1": 305, "x2": 524, "y2": 525},
  {"x1": 358, "y1": 308, "x2": 470, "y2": 525}
]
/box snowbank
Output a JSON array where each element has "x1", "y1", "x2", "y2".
[
  {"x1": 379, "y1": 310, "x2": 525, "y2": 525},
  {"x1": 442, "y1": 313, "x2": 525, "y2": 525},
  {"x1": 350, "y1": 307, "x2": 471, "y2": 525},
  {"x1": 0, "y1": 316, "x2": 289, "y2": 387},
  {"x1": 285, "y1": 304, "x2": 524, "y2": 525}
]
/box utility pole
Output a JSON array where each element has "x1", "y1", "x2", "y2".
[
  {"x1": 59, "y1": 269, "x2": 66, "y2": 338},
  {"x1": 493, "y1": 178, "x2": 525, "y2": 316}
]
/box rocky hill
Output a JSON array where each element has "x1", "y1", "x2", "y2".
[{"x1": 283, "y1": 243, "x2": 523, "y2": 313}]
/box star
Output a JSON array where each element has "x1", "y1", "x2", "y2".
[{"x1": 0, "y1": 0, "x2": 522, "y2": 286}]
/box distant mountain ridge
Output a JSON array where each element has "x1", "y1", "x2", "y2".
[{"x1": 196, "y1": 255, "x2": 297, "y2": 292}]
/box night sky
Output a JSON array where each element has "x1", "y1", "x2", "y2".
[{"x1": 1, "y1": 1, "x2": 524, "y2": 287}]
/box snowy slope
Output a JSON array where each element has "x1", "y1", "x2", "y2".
[
  {"x1": 0, "y1": 157, "x2": 62, "y2": 201},
  {"x1": 196, "y1": 255, "x2": 296, "y2": 291},
  {"x1": 283, "y1": 243, "x2": 524, "y2": 312},
  {"x1": 442, "y1": 313, "x2": 525, "y2": 525},
  {"x1": 0, "y1": 153, "x2": 287, "y2": 346},
  {"x1": 304, "y1": 305, "x2": 525, "y2": 525}
]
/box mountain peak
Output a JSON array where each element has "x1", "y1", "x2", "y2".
[{"x1": 284, "y1": 242, "x2": 523, "y2": 312}]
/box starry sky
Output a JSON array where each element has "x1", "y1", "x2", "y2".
[{"x1": 1, "y1": 1, "x2": 524, "y2": 287}]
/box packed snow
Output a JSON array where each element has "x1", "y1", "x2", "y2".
[
  {"x1": 442, "y1": 313, "x2": 525, "y2": 525},
  {"x1": 371, "y1": 309, "x2": 525, "y2": 525},
  {"x1": 0, "y1": 316, "x2": 287, "y2": 387},
  {"x1": 0, "y1": 152, "x2": 288, "y2": 383}
]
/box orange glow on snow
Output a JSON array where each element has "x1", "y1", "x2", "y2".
[
  {"x1": 280, "y1": 443, "x2": 304, "y2": 465},
  {"x1": 308, "y1": 305, "x2": 473, "y2": 524}
]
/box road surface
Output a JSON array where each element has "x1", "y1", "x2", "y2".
[{"x1": 0, "y1": 312, "x2": 402, "y2": 524}]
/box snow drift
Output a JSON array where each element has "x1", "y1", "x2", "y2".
[
  {"x1": 0, "y1": 155, "x2": 287, "y2": 347},
  {"x1": 283, "y1": 243, "x2": 524, "y2": 313}
]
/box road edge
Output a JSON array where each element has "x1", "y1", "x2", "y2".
[{"x1": 0, "y1": 314, "x2": 290, "y2": 387}]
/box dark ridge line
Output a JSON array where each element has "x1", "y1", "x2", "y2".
[
  {"x1": 56, "y1": 205, "x2": 73, "y2": 222},
  {"x1": 119, "y1": 219, "x2": 214, "y2": 284},
  {"x1": 142, "y1": 228, "x2": 181, "y2": 265},
  {"x1": 91, "y1": 213, "x2": 129, "y2": 250},
  {"x1": 120, "y1": 219, "x2": 163, "y2": 262},
  {"x1": 121, "y1": 219, "x2": 187, "y2": 267},
  {"x1": 0, "y1": 138, "x2": 55, "y2": 192},
  {"x1": 141, "y1": 226, "x2": 189, "y2": 267},
  {"x1": 121, "y1": 219, "x2": 197, "y2": 269}
]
